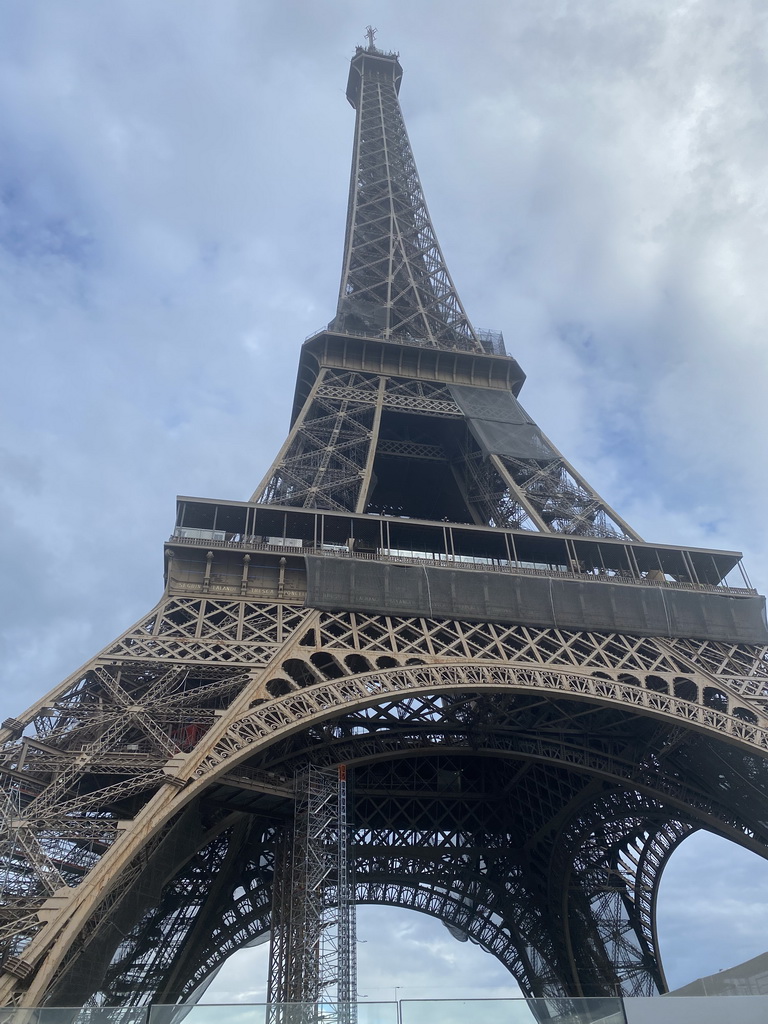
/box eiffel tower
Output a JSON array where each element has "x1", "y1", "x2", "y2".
[{"x1": 2, "y1": 32, "x2": 768, "y2": 1009}]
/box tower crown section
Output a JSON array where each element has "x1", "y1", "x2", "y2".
[
  {"x1": 346, "y1": 46, "x2": 403, "y2": 106},
  {"x1": 335, "y1": 40, "x2": 482, "y2": 352}
]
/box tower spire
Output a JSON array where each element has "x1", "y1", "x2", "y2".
[
  {"x1": 335, "y1": 41, "x2": 481, "y2": 351},
  {"x1": 252, "y1": 45, "x2": 639, "y2": 536}
]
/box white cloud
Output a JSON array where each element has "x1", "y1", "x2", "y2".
[
  {"x1": 202, "y1": 906, "x2": 521, "y2": 1004},
  {"x1": 658, "y1": 832, "x2": 768, "y2": 989}
]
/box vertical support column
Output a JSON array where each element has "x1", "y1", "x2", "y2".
[
  {"x1": 355, "y1": 377, "x2": 386, "y2": 514},
  {"x1": 267, "y1": 765, "x2": 356, "y2": 1024},
  {"x1": 267, "y1": 828, "x2": 294, "y2": 1012},
  {"x1": 337, "y1": 765, "x2": 357, "y2": 1024}
]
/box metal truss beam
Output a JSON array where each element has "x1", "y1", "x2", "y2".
[
  {"x1": 335, "y1": 44, "x2": 480, "y2": 351},
  {"x1": 267, "y1": 766, "x2": 356, "y2": 1022},
  {"x1": 252, "y1": 362, "x2": 639, "y2": 538}
]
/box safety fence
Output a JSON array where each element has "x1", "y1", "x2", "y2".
[{"x1": 3, "y1": 996, "x2": 768, "y2": 1024}]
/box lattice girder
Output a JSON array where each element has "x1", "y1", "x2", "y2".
[
  {"x1": 3, "y1": 589, "x2": 768, "y2": 1006},
  {"x1": 55, "y1": 817, "x2": 620, "y2": 1003},
  {"x1": 252, "y1": 353, "x2": 641, "y2": 538},
  {"x1": 94, "y1": 833, "x2": 545, "y2": 1003},
  {"x1": 94, "y1": 816, "x2": 269, "y2": 1005},
  {"x1": 336, "y1": 48, "x2": 479, "y2": 351},
  {"x1": 255, "y1": 370, "x2": 379, "y2": 513},
  {"x1": 249, "y1": 40, "x2": 644, "y2": 538},
  {"x1": 42, "y1": 715, "x2": 722, "y2": 1004}
]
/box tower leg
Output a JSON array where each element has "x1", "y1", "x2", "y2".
[{"x1": 267, "y1": 827, "x2": 295, "y2": 1013}]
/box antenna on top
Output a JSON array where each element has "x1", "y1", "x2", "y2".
[{"x1": 365, "y1": 25, "x2": 377, "y2": 51}]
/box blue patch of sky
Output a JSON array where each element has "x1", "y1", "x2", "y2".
[
  {"x1": 592, "y1": 395, "x2": 654, "y2": 492},
  {"x1": 0, "y1": 93, "x2": 102, "y2": 274},
  {"x1": 162, "y1": 410, "x2": 189, "y2": 432},
  {"x1": 0, "y1": 4, "x2": 37, "y2": 62},
  {"x1": 0, "y1": 174, "x2": 94, "y2": 267},
  {"x1": 555, "y1": 319, "x2": 660, "y2": 494},
  {"x1": 697, "y1": 518, "x2": 728, "y2": 538},
  {"x1": 199, "y1": 241, "x2": 221, "y2": 268},
  {"x1": 556, "y1": 320, "x2": 597, "y2": 362},
  {"x1": 597, "y1": 426, "x2": 655, "y2": 506}
]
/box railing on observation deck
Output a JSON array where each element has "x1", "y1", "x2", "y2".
[
  {"x1": 304, "y1": 325, "x2": 507, "y2": 357},
  {"x1": 168, "y1": 533, "x2": 755, "y2": 598},
  {"x1": 3, "y1": 996, "x2": 768, "y2": 1024}
]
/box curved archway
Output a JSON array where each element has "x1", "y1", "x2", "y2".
[
  {"x1": 7, "y1": 652, "x2": 768, "y2": 1006},
  {"x1": 55, "y1": 678, "x2": 768, "y2": 1005}
]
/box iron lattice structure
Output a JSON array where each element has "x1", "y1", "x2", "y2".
[
  {"x1": 267, "y1": 765, "x2": 356, "y2": 1024},
  {"x1": 2, "y1": 33, "x2": 768, "y2": 1012}
]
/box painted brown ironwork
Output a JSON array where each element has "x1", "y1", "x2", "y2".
[{"x1": 1, "y1": 30, "x2": 768, "y2": 1014}]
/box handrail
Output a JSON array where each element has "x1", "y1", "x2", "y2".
[
  {"x1": 166, "y1": 535, "x2": 755, "y2": 597},
  {"x1": 303, "y1": 324, "x2": 506, "y2": 356}
]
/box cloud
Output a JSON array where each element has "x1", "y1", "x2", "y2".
[
  {"x1": 203, "y1": 906, "x2": 521, "y2": 1004},
  {"x1": 658, "y1": 832, "x2": 768, "y2": 989}
]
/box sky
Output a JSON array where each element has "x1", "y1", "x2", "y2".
[{"x1": 2, "y1": 0, "x2": 768, "y2": 1003}]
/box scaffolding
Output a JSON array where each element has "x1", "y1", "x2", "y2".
[{"x1": 268, "y1": 765, "x2": 356, "y2": 1024}]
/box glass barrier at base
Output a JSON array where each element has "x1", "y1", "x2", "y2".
[
  {"x1": 2, "y1": 996, "x2": 768, "y2": 1024},
  {"x1": 150, "y1": 1006, "x2": 396, "y2": 1024},
  {"x1": 624, "y1": 994, "x2": 768, "y2": 1023}
]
